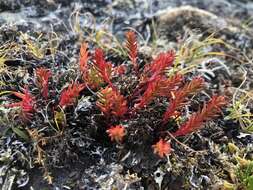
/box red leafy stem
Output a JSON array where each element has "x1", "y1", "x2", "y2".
[
  {"x1": 142, "y1": 50, "x2": 175, "y2": 82},
  {"x1": 4, "y1": 87, "x2": 35, "y2": 120},
  {"x1": 96, "y1": 86, "x2": 128, "y2": 117},
  {"x1": 79, "y1": 42, "x2": 89, "y2": 74},
  {"x1": 130, "y1": 51, "x2": 177, "y2": 106},
  {"x1": 125, "y1": 31, "x2": 138, "y2": 72},
  {"x1": 173, "y1": 95, "x2": 227, "y2": 137},
  {"x1": 36, "y1": 67, "x2": 52, "y2": 99},
  {"x1": 59, "y1": 82, "x2": 85, "y2": 108},
  {"x1": 93, "y1": 48, "x2": 114, "y2": 89},
  {"x1": 134, "y1": 74, "x2": 183, "y2": 109},
  {"x1": 163, "y1": 77, "x2": 205, "y2": 123}
]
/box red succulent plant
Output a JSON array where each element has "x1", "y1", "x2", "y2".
[
  {"x1": 135, "y1": 74, "x2": 183, "y2": 109},
  {"x1": 4, "y1": 87, "x2": 35, "y2": 120},
  {"x1": 93, "y1": 48, "x2": 114, "y2": 88},
  {"x1": 79, "y1": 42, "x2": 89, "y2": 74},
  {"x1": 152, "y1": 139, "x2": 171, "y2": 158},
  {"x1": 96, "y1": 87, "x2": 128, "y2": 117},
  {"x1": 173, "y1": 95, "x2": 227, "y2": 137},
  {"x1": 36, "y1": 67, "x2": 52, "y2": 99},
  {"x1": 107, "y1": 125, "x2": 125, "y2": 142},
  {"x1": 59, "y1": 82, "x2": 85, "y2": 108},
  {"x1": 163, "y1": 77, "x2": 205, "y2": 123},
  {"x1": 75, "y1": 30, "x2": 228, "y2": 159},
  {"x1": 125, "y1": 31, "x2": 138, "y2": 71}
]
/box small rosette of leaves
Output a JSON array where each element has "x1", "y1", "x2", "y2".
[
  {"x1": 107, "y1": 125, "x2": 126, "y2": 142},
  {"x1": 152, "y1": 139, "x2": 171, "y2": 158}
]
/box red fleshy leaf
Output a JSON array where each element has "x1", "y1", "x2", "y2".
[{"x1": 173, "y1": 95, "x2": 227, "y2": 137}]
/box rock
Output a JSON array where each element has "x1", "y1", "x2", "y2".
[
  {"x1": 0, "y1": 0, "x2": 21, "y2": 12},
  {"x1": 156, "y1": 6, "x2": 227, "y2": 39}
]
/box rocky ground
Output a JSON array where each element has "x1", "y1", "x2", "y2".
[{"x1": 0, "y1": 0, "x2": 253, "y2": 190}]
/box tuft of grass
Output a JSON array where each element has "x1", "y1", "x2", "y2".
[
  {"x1": 20, "y1": 32, "x2": 46, "y2": 59},
  {"x1": 171, "y1": 33, "x2": 240, "y2": 75},
  {"x1": 241, "y1": 17, "x2": 253, "y2": 31},
  {"x1": 226, "y1": 67, "x2": 253, "y2": 133},
  {"x1": 236, "y1": 158, "x2": 253, "y2": 190},
  {"x1": 226, "y1": 97, "x2": 253, "y2": 132},
  {"x1": 0, "y1": 42, "x2": 18, "y2": 86},
  {"x1": 69, "y1": 9, "x2": 127, "y2": 57}
]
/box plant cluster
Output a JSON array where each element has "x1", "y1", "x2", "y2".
[
  {"x1": 236, "y1": 158, "x2": 253, "y2": 189},
  {"x1": 222, "y1": 143, "x2": 253, "y2": 190},
  {"x1": 1, "y1": 30, "x2": 227, "y2": 161}
]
